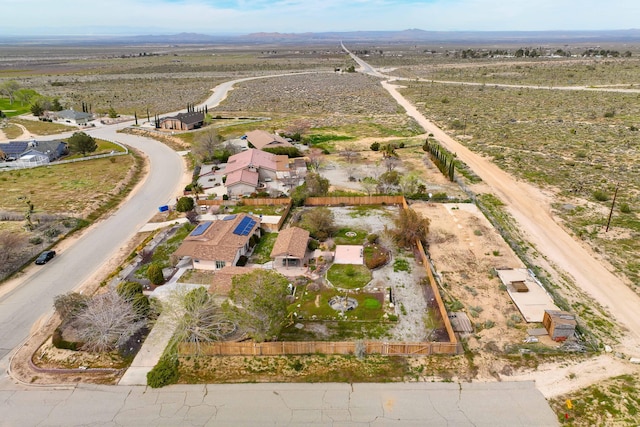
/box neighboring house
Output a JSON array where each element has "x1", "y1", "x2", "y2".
[
  {"x1": 174, "y1": 213, "x2": 261, "y2": 270},
  {"x1": 159, "y1": 111, "x2": 204, "y2": 131},
  {"x1": 51, "y1": 109, "x2": 92, "y2": 125},
  {"x1": 224, "y1": 149, "x2": 288, "y2": 196},
  {"x1": 0, "y1": 141, "x2": 28, "y2": 161},
  {"x1": 245, "y1": 130, "x2": 293, "y2": 151},
  {"x1": 28, "y1": 140, "x2": 68, "y2": 161},
  {"x1": 270, "y1": 227, "x2": 310, "y2": 267}
]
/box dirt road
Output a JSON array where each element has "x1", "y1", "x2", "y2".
[{"x1": 380, "y1": 78, "x2": 640, "y2": 357}]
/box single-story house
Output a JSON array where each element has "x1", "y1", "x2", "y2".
[
  {"x1": 159, "y1": 111, "x2": 204, "y2": 131},
  {"x1": 51, "y1": 109, "x2": 93, "y2": 125},
  {"x1": 28, "y1": 140, "x2": 68, "y2": 161},
  {"x1": 245, "y1": 130, "x2": 293, "y2": 151},
  {"x1": 174, "y1": 213, "x2": 261, "y2": 270},
  {"x1": 270, "y1": 227, "x2": 310, "y2": 267}
]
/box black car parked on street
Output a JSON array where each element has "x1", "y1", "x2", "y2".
[{"x1": 35, "y1": 250, "x2": 56, "y2": 265}]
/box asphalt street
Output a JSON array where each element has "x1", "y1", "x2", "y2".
[
  {"x1": 0, "y1": 380, "x2": 558, "y2": 426},
  {"x1": 0, "y1": 69, "x2": 560, "y2": 426}
]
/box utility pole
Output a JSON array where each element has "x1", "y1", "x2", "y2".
[{"x1": 605, "y1": 183, "x2": 619, "y2": 232}]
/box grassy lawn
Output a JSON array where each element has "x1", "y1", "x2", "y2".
[
  {"x1": 333, "y1": 228, "x2": 368, "y2": 245},
  {"x1": 326, "y1": 264, "x2": 371, "y2": 289},
  {"x1": 178, "y1": 269, "x2": 216, "y2": 285},
  {"x1": 0, "y1": 155, "x2": 135, "y2": 214},
  {"x1": 65, "y1": 138, "x2": 127, "y2": 159},
  {"x1": 0, "y1": 99, "x2": 30, "y2": 117},
  {"x1": 10, "y1": 117, "x2": 74, "y2": 135},
  {"x1": 250, "y1": 232, "x2": 277, "y2": 264},
  {"x1": 289, "y1": 287, "x2": 384, "y2": 322},
  {"x1": 137, "y1": 223, "x2": 194, "y2": 275}
]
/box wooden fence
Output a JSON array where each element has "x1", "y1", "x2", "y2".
[
  {"x1": 179, "y1": 340, "x2": 461, "y2": 357},
  {"x1": 305, "y1": 195, "x2": 405, "y2": 206},
  {"x1": 197, "y1": 198, "x2": 291, "y2": 207}
]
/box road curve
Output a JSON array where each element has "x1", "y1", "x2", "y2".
[{"x1": 344, "y1": 47, "x2": 640, "y2": 356}]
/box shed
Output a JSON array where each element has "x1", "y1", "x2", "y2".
[
  {"x1": 542, "y1": 310, "x2": 577, "y2": 341},
  {"x1": 270, "y1": 226, "x2": 309, "y2": 267}
]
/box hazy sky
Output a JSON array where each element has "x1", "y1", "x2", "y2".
[{"x1": 2, "y1": 0, "x2": 639, "y2": 35}]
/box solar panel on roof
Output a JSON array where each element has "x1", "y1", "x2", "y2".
[
  {"x1": 223, "y1": 215, "x2": 237, "y2": 221},
  {"x1": 233, "y1": 216, "x2": 256, "y2": 236},
  {"x1": 190, "y1": 222, "x2": 212, "y2": 237}
]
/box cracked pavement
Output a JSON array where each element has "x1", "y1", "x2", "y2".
[{"x1": 0, "y1": 379, "x2": 557, "y2": 426}]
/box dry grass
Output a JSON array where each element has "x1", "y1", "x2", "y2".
[
  {"x1": 10, "y1": 117, "x2": 75, "y2": 135},
  {"x1": 0, "y1": 155, "x2": 135, "y2": 215}
]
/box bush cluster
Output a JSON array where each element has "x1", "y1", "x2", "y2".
[{"x1": 147, "y1": 357, "x2": 179, "y2": 388}]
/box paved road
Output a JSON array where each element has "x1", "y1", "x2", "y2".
[
  {"x1": 0, "y1": 123, "x2": 184, "y2": 365},
  {"x1": 0, "y1": 69, "x2": 561, "y2": 426},
  {"x1": 0, "y1": 379, "x2": 557, "y2": 426}
]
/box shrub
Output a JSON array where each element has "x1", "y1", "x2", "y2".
[
  {"x1": 176, "y1": 197, "x2": 195, "y2": 212},
  {"x1": 364, "y1": 245, "x2": 389, "y2": 270},
  {"x1": 222, "y1": 194, "x2": 229, "y2": 201},
  {"x1": 29, "y1": 236, "x2": 43, "y2": 245},
  {"x1": 620, "y1": 203, "x2": 632, "y2": 213},
  {"x1": 147, "y1": 357, "x2": 179, "y2": 388},
  {"x1": 593, "y1": 190, "x2": 610, "y2": 202},
  {"x1": 308, "y1": 239, "x2": 320, "y2": 251},
  {"x1": 367, "y1": 233, "x2": 379, "y2": 244},
  {"x1": 370, "y1": 142, "x2": 380, "y2": 151},
  {"x1": 146, "y1": 263, "x2": 165, "y2": 285},
  {"x1": 52, "y1": 326, "x2": 81, "y2": 351},
  {"x1": 117, "y1": 281, "x2": 143, "y2": 301}
]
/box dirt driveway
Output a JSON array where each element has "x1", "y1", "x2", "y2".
[{"x1": 381, "y1": 79, "x2": 640, "y2": 358}]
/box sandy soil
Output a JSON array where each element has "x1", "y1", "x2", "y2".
[{"x1": 383, "y1": 79, "x2": 640, "y2": 355}]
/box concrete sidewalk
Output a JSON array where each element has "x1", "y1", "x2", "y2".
[{"x1": 118, "y1": 263, "x2": 205, "y2": 386}]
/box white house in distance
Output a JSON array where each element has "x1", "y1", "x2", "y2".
[
  {"x1": 174, "y1": 213, "x2": 261, "y2": 270},
  {"x1": 50, "y1": 109, "x2": 93, "y2": 126}
]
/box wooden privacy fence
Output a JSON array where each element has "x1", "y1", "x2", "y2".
[
  {"x1": 179, "y1": 340, "x2": 461, "y2": 357},
  {"x1": 305, "y1": 196, "x2": 405, "y2": 206},
  {"x1": 197, "y1": 197, "x2": 291, "y2": 207}
]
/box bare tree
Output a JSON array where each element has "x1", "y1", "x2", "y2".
[
  {"x1": 384, "y1": 156, "x2": 401, "y2": 173},
  {"x1": 192, "y1": 128, "x2": 223, "y2": 162},
  {"x1": 386, "y1": 207, "x2": 430, "y2": 249},
  {"x1": 286, "y1": 119, "x2": 311, "y2": 140},
  {"x1": 75, "y1": 289, "x2": 145, "y2": 353},
  {"x1": 0, "y1": 231, "x2": 27, "y2": 264},
  {"x1": 307, "y1": 148, "x2": 324, "y2": 171},
  {"x1": 340, "y1": 143, "x2": 360, "y2": 164}
]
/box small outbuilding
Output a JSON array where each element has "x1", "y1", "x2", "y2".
[
  {"x1": 542, "y1": 310, "x2": 577, "y2": 341},
  {"x1": 270, "y1": 226, "x2": 309, "y2": 267}
]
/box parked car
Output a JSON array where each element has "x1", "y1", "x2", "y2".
[{"x1": 35, "y1": 250, "x2": 56, "y2": 265}]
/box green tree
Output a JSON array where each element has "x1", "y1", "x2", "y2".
[
  {"x1": 68, "y1": 131, "x2": 97, "y2": 156},
  {"x1": 147, "y1": 263, "x2": 165, "y2": 286},
  {"x1": 387, "y1": 207, "x2": 430, "y2": 248},
  {"x1": 305, "y1": 172, "x2": 329, "y2": 196},
  {"x1": 108, "y1": 106, "x2": 118, "y2": 119},
  {"x1": 370, "y1": 142, "x2": 380, "y2": 151},
  {"x1": 226, "y1": 270, "x2": 290, "y2": 342},
  {"x1": 300, "y1": 207, "x2": 336, "y2": 241},
  {"x1": 0, "y1": 80, "x2": 20, "y2": 105},
  {"x1": 176, "y1": 196, "x2": 195, "y2": 212},
  {"x1": 30, "y1": 101, "x2": 44, "y2": 117}
]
